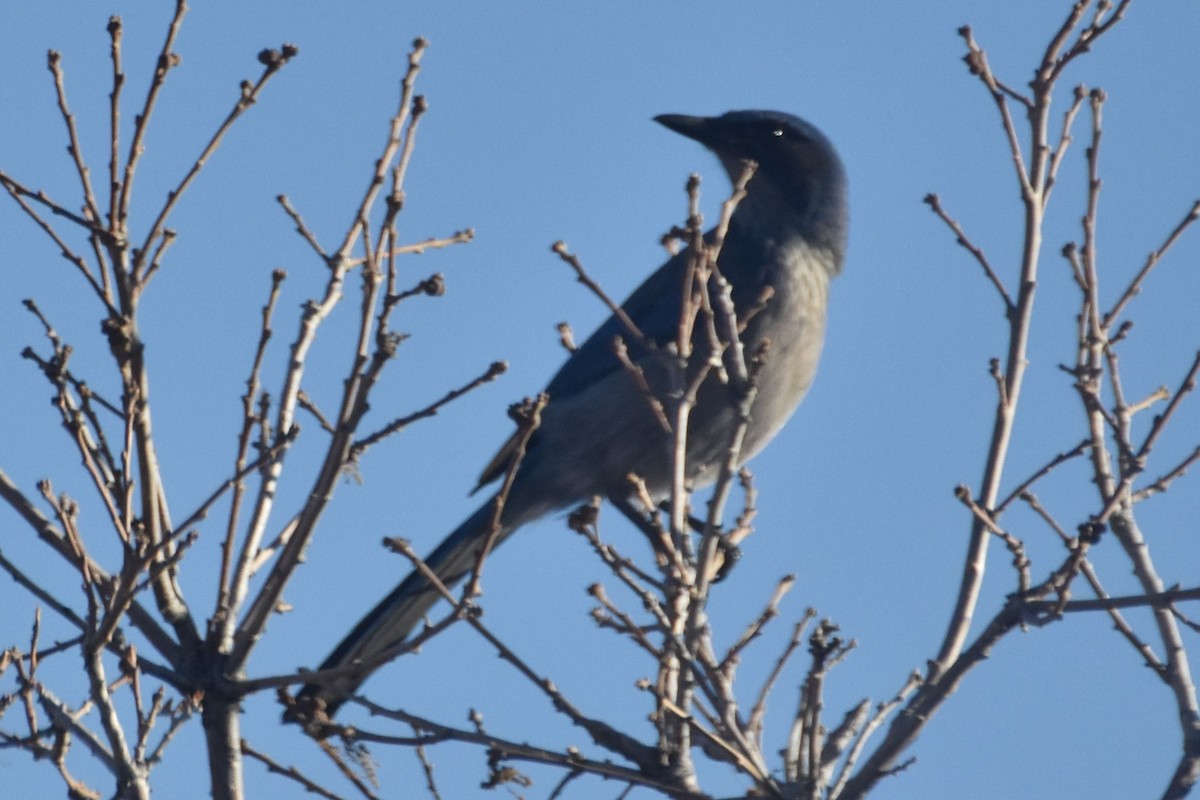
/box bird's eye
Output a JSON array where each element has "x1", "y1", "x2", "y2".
[{"x1": 771, "y1": 129, "x2": 784, "y2": 137}]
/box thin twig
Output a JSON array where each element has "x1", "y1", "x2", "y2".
[
  {"x1": 134, "y1": 43, "x2": 299, "y2": 289},
  {"x1": 240, "y1": 739, "x2": 346, "y2": 800},
  {"x1": 924, "y1": 193, "x2": 1012, "y2": 310},
  {"x1": 552, "y1": 241, "x2": 648, "y2": 346},
  {"x1": 1105, "y1": 200, "x2": 1200, "y2": 327},
  {"x1": 349, "y1": 360, "x2": 507, "y2": 459}
]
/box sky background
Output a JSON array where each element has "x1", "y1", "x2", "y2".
[{"x1": 1, "y1": 2, "x2": 1198, "y2": 798}]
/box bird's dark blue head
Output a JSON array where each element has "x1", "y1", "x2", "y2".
[{"x1": 655, "y1": 110, "x2": 847, "y2": 267}]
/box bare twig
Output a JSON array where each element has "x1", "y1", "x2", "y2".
[
  {"x1": 923, "y1": 193, "x2": 1012, "y2": 309},
  {"x1": 330, "y1": 698, "x2": 707, "y2": 800},
  {"x1": 349, "y1": 360, "x2": 507, "y2": 460},
  {"x1": 241, "y1": 739, "x2": 346, "y2": 800},
  {"x1": 230, "y1": 40, "x2": 431, "y2": 668},
  {"x1": 1105, "y1": 200, "x2": 1200, "y2": 328},
  {"x1": 552, "y1": 241, "x2": 648, "y2": 346},
  {"x1": 996, "y1": 439, "x2": 1090, "y2": 513}
]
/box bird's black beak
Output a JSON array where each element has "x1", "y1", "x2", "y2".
[{"x1": 654, "y1": 113, "x2": 715, "y2": 146}]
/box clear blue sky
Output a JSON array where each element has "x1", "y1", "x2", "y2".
[{"x1": 2, "y1": 2, "x2": 1198, "y2": 798}]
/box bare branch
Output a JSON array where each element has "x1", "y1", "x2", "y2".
[
  {"x1": 134, "y1": 43, "x2": 299, "y2": 291},
  {"x1": 1133, "y1": 444, "x2": 1200, "y2": 504},
  {"x1": 1105, "y1": 200, "x2": 1200, "y2": 327},
  {"x1": 552, "y1": 241, "x2": 649, "y2": 346},
  {"x1": 924, "y1": 193, "x2": 1013, "y2": 310},
  {"x1": 115, "y1": 0, "x2": 188, "y2": 230},
  {"x1": 996, "y1": 439, "x2": 1090, "y2": 513},
  {"x1": 1135, "y1": 351, "x2": 1200, "y2": 465},
  {"x1": 46, "y1": 50, "x2": 104, "y2": 241},
  {"x1": 349, "y1": 360, "x2": 507, "y2": 460},
  {"x1": 241, "y1": 738, "x2": 346, "y2": 800},
  {"x1": 0, "y1": 174, "x2": 113, "y2": 307}
]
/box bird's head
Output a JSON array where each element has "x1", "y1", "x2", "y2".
[{"x1": 655, "y1": 110, "x2": 847, "y2": 263}]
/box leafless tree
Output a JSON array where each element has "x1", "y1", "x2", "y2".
[{"x1": 1, "y1": 2, "x2": 1196, "y2": 798}]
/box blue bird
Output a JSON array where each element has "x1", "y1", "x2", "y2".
[{"x1": 298, "y1": 110, "x2": 848, "y2": 715}]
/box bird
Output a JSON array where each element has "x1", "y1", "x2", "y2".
[{"x1": 296, "y1": 109, "x2": 848, "y2": 717}]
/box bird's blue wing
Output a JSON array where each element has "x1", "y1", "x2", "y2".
[
  {"x1": 473, "y1": 246, "x2": 689, "y2": 489},
  {"x1": 475, "y1": 225, "x2": 769, "y2": 490}
]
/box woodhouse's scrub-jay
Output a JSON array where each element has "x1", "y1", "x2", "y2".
[{"x1": 298, "y1": 110, "x2": 848, "y2": 715}]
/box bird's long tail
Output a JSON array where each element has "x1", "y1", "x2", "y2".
[{"x1": 296, "y1": 498, "x2": 508, "y2": 715}]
